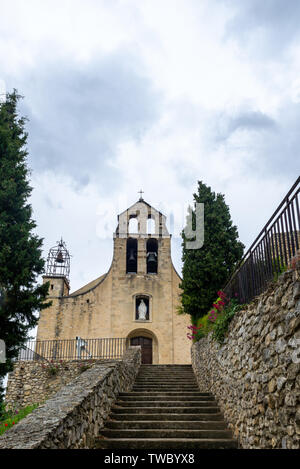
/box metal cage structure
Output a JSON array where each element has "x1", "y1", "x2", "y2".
[{"x1": 45, "y1": 238, "x2": 71, "y2": 280}]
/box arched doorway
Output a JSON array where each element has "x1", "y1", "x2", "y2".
[
  {"x1": 130, "y1": 336, "x2": 152, "y2": 364},
  {"x1": 127, "y1": 328, "x2": 158, "y2": 364}
]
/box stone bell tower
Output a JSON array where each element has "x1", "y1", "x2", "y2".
[{"x1": 109, "y1": 195, "x2": 190, "y2": 364}]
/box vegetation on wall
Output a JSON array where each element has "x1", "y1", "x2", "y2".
[
  {"x1": 180, "y1": 181, "x2": 244, "y2": 322},
  {"x1": 0, "y1": 402, "x2": 39, "y2": 435},
  {"x1": 0, "y1": 90, "x2": 50, "y2": 402},
  {"x1": 187, "y1": 290, "x2": 245, "y2": 344}
]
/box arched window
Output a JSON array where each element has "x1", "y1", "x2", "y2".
[
  {"x1": 147, "y1": 217, "x2": 155, "y2": 234},
  {"x1": 128, "y1": 217, "x2": 138, "y2": 234},
  {"x1": 126, "y1": 238, "x2": 137, "y2": 274},
  {"x1": 146, "y1": 239, "x2": 158, "y2": 274}
]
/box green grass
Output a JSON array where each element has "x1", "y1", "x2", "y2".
[{"x1": 0, "y1": 403, "x2": 39, "y2": 435}]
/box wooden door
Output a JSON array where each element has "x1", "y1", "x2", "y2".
[{"x1": 130, "y1": 337, "x2": 153, "y2": 364}]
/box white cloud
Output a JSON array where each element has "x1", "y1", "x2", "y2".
[{"x1": 0, "y1": 0, "x2": 299, "y2": 298}]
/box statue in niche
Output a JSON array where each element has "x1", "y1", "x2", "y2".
[{"x1": 137, "y1": 299, "x2": 147, "y2": 320}]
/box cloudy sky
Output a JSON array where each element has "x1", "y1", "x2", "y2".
[{"x1": 1, "y1": 0, "x2": 300, "y2": 294}]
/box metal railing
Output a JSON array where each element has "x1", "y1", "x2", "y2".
[
  {"x1": 224, "y1": 176, "x2": 300, "y2": 304},
  {"x1": 17, "y1": 337, "x2": 128, "y2": 361}
]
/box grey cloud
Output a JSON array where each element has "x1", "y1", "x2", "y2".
[
  {"x1": 6, "y1": 51, "x2": 162, "y2": 191},
  {"x1": 215, "y1": 109, "x2": 276, "y2": 141},
  {"x1": 214, "y1": 103, "x2": 300, "y2": 178},
  {"x1": 228, "y1": 111, "x2": 276, "y2": 133},
  {"x1": 259, "y1": 102, "x2": 300, "y2": 176},
  {"x1": 222, "y1": 0, "x2": 300, "y2": 57}
]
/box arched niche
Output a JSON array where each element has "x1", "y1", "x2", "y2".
[{"x1": 134, "y1": 294, "x2": 151, "y2": 321}]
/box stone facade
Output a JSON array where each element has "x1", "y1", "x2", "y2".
[
  {"x1": 5, "y1": 359, "x2": 118, "y2": 410},
  {"x1": 37, "y1": 198, "x2": 191, "y2": 364},
  {"x1": 192, "y1": 268, "x2": 300, "y2": 449},
  {"x1": 0, "y1": 347, "x2": 141, "y2": 449}
]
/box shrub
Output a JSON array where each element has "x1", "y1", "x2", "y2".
[
  {"x1": 0, "y1": 403, "x2": 39, "y2": 435},
  {"x1": 187, "y1": 290, "x2": 245, "y2": 344},
  {"x1": 272, "y1": 256, "x2": 287, "y2": 282},
  {"x1": 212, "y1": 300, "x2": 244, "y2": 344},
  {"x1": 77, "y1": 363, "x2": 92, "y2": 373}
]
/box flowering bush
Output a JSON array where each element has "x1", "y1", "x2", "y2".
[
  {"x1": 187, "y1": 290, "x2": 244, "y2": 344},
  {"x1": 186, "y1": 324, "x2": 204, "y2": 341},
  {"x1": 212, "y1": 300, "x2": 242, "y2": 344}
]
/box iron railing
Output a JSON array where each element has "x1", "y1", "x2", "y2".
[
  {"x1": 17, "y1": 337, "x2": 128, "y2": 361},
  {"x1": 224, "y1": 176, "x2": 300, "y2": 304}
]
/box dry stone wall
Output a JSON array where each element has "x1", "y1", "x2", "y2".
[
  {"x1": 5, "y1": 359, "x2": 117, "y2": 410},
  {"x1": 0, "y1": 346, "x2": 141, "y2": 449},
  {"x1": 192, "y1": 268, "x2": 300, "y2": 449}
]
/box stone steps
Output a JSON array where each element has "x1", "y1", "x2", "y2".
[
  {"x1": 100, "y1": 429, "x2": 233, "y2": 439},
  {"x1": 105, "y1": 420, "x2": 227, "y2": 429},
  {"x1": 119, "y1": 392, "x2": 211, "y2": 397},
  {"x1": 96, "y1": 438, "x2": 238, "y2": 450},
  {"x1": 118, "y1": 395, "x2": 215, "y2": 401},
  {"x1": 108, "y1": 413, "x2": 225, "y2": 421},
  {"x1": 111, "y1": 406, "x2": 221, "y2": 414},
  {"x1": 95, "y1": 364, "x2": 238, "y2": 449},
  {"x1": 115, "y1": 401, "x2": 217, "y2": 407},
  {"x1": 132, "y1": 387, "x2": 200, "y2": 391}
]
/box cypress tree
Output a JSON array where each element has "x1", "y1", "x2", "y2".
[
  {"x1": 0, "y1": 90, "x2": 50, "y2": 402},
  {"x1": 180, "y1": 181, "x2": 244, "y2": 321}
]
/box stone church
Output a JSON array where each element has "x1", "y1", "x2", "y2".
[{"x1": 37, "y1": 196, "x2": 191, "y2": 364}]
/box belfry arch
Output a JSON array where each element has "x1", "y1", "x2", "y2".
[
  {"x1": 126, "y1": 238, "x2": 137, "y2": 274},
  {"x1": 147, "y1": 238, "x2": 158, "y2": 274}
]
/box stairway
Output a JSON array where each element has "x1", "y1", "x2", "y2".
[{"x1": 95, "y1": 365, "x2": 238, "y2": 449}]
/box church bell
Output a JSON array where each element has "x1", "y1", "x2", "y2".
[
  {"x1": 128, "y1": 249, "x2": 136, "y2": 263},
  {"x1": 55, "y1": 251, "x2": 64, "y2": 263},
  {"x1": 147, "y1": 252, "x2": 157, "y2": 264}
]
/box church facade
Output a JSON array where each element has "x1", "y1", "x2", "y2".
[{"x1": 37, "y1": 197, "x2": 191, "y2": 364}]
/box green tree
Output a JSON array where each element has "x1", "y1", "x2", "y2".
[
  {"x1": 0, "y1": 90, "x2": 50, "y2": 402},
  {"x1": 180, "y1": 181, "x2": 244, "y2": 322}
]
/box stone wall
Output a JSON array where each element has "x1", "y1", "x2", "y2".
[
  {"x1": 0, "y1": 346, "x2": 141, "y2": 449},
  {"x1": 192, "y1": 268, "x2": 300, "y2": 449},
  {"x1": 5, "y1": 359, "x2": 119, "y2": 410}
]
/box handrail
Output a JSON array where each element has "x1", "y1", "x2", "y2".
[
  {"x1": 17, "y1": 337, "x2": 128, "y2": 361},
  {"x1": 223, "y1": 176, "x2": 300, "y2": 304}
]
